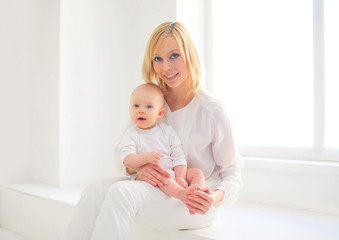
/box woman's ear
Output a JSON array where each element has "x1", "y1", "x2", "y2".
[{"x1": 157, "y1": 108, "x2": 166, "y2": 119}]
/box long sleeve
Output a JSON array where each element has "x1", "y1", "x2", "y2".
[
  {"x1": 211, "y1": 104, "x2": 244, "y2": 205},
  {"x1": 119, "y1": 130, "x2": 137, "y2": 164},
  {"x1": 116, "y1": 128, "x2": 138, "y2": 175},
  {"x1": 163, "y1": 88, "x2": 244, "y2": 205}
]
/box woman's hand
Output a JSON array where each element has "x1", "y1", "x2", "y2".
[
  {"x1": 135, "y1": 163, "x2": 171, "y2": 187},
  {"x1": 186, "y1": 186, "x2": 222, "y2": 215}
]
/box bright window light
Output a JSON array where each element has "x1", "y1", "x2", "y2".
[
  {"x1": 325, "y1": 0, "x2": 339, "y2": 149},
  {"x1": 212, "y1": 0, "x2": 313, "y2": 148}
]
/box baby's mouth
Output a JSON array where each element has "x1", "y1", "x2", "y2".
[{"x1": 138, "y1": 117, "x2": 146, "y2": 121}]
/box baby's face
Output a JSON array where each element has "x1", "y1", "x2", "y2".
[{"x1": 129, "y1": 86, "x2": 164, "y2": 129}]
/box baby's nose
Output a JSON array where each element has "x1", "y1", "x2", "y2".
[{"x1": 138, "y1": 108, "x2": 146, "y2": 113}]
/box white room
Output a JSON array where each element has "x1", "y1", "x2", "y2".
[{"x1": 0, "y1": 0, "x2": 338, "y2": 239}]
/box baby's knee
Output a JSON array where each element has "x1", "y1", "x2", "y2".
[{"x1": 188, "y1": 168, "x2": 204, "y2": 178}]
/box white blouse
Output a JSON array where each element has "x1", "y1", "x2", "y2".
[{"x1": 160, "y1": 88, "x2": 243, "y2": 205}]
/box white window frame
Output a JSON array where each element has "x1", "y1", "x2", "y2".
[{"x1": 204, "y1": 0, "x2": 339, "y2": 162}]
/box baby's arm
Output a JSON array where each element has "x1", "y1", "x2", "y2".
[
  {"x1": 174, "y1": 165, "x2": 188, "y2": 188},
  {"x1": 124, "y1": 152, "x2": 163, "y2": 168}
]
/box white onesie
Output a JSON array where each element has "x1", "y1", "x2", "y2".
[{"x1": 118, "y1": 123, "x2": 186, "y2": 178}]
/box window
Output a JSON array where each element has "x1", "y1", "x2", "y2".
[
  {"x1": 209, "y1": 0, "x2": 339, "y2": 161},
  {"x1": 324, "y1": 0, "x2": 339, "y2": 150}
]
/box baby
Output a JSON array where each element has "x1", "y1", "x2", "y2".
[{"x1": 119, "y1": 83, "x2": 205, "y2": 209}]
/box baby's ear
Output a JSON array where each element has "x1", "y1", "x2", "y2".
[{"x1": 157, "y1": 108, "x2": 166, "y2": 119}]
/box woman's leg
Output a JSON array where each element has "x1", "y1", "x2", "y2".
[
  {"x1": 90, "y1": 180, "x2": 162, "y2": 240},
  {"x1": 62, "y1": 177, "x2": 129, "y2": 240},
  {"x1": 90, "y1": 180, "x2": 219, "y2": 240},
  {"x1": 135, "y1": 191, "x2": 219, "y2": 231}
]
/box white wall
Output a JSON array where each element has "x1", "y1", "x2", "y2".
[
  {"x1": 0, "y1": 0, "x2": 59, "y2": 185},
  {"x1": 0, "y1": 0, "x2": 178, "y2": 187},
  {"x1": 176, "y1": 0, "x2": 207, "y2": 86},
  {"x1": 59, "y1": 0, "x2": 177, "y2": 186}
]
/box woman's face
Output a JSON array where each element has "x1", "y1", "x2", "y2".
[{"x1": 152, "y1": 36, "x2": 187, "y2": 90}]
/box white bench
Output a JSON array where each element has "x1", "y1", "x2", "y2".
[{"x1": 1, "y1": 182, "x2": 339, "y2": 240}]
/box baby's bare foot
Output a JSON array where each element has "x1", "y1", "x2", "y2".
[
  {"x1": 186, "y1": 184, "x2": 200, "y2": 197},
  {"x1": 179, "y1": 184, "x2": 199, "y2": 203},
  {"x1": 179, "y1": 184, "x2": 201, "y2": 214},
  {"x1": 186, "y1": 184, "x2": 201, "y2": 214}
]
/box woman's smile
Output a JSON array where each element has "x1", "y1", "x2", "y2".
[
  {"x1": 164, "y1": 73, "x2": 179, "y2": 81},
  {"x1": 153, "y1": 36, "x2": 186, "y2": 90}
]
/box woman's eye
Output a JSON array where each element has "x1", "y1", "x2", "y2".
[
  {"x1": 170, "y1": 53, "x2": 180, "y2": 59},
  {"x1": 147, "y1": 105, "x2": 153, "y2": 109},
  {"x1": 153, "y1": 57, "x2": 162, "y2": 62}
]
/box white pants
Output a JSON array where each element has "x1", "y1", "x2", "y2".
[{"x1": 62, "y1": 177, "x2": 219, "y2": 240}]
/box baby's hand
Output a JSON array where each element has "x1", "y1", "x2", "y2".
[
  {"x1": 146, "y1": 152, "x2": 163, "y2": 165},
  {"x1": 175, "y1": 177, "x2": 188, "y2": 189}
]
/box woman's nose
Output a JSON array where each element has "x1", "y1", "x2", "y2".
[{"x1": 163, "y1": 60, "x2": 173, "y2": 71}]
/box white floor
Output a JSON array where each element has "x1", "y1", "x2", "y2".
[
  {"x1": 188, "y1": 203, "x2": 339, "y2": 240},
  {"x1": 0, "y1": 228, "x2": 26, "y2": 240}
]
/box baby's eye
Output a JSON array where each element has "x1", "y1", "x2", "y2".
[
  {"x1": 146, "y1": 105, "x2": 153, "y2": 109},
  {"x1": 170, "y1": 53, "x2": 180, "y2": 59},
  {"x1": 133, "y1": 104, "x2": 139, "y2": 108},
  {"x1": 153, "y1": 57, "x2": 162, "y2": 62}
]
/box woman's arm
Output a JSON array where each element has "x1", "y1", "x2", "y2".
[
  {"x1": 213, "y1": 189, "x2": 225, "y2": 204},
  {"x1": 186, "y1": 104, "x2": 243, "y2": 214}
]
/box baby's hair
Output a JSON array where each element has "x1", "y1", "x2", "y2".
[{"x1": 132, "y1": 83, "x2": 165, "y2": 107}]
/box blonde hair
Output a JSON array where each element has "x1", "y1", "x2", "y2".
[{"x1": 142, "y1": 22, "x2": 201, "y2": 97}]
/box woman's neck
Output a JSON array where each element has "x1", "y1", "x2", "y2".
[{"x1": 165, "y1": 87, "x2": 195, "y2": 112}]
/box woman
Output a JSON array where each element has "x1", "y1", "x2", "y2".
[{"x1": 63, "y1": 22, "x2": 243, "y2": 240}]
